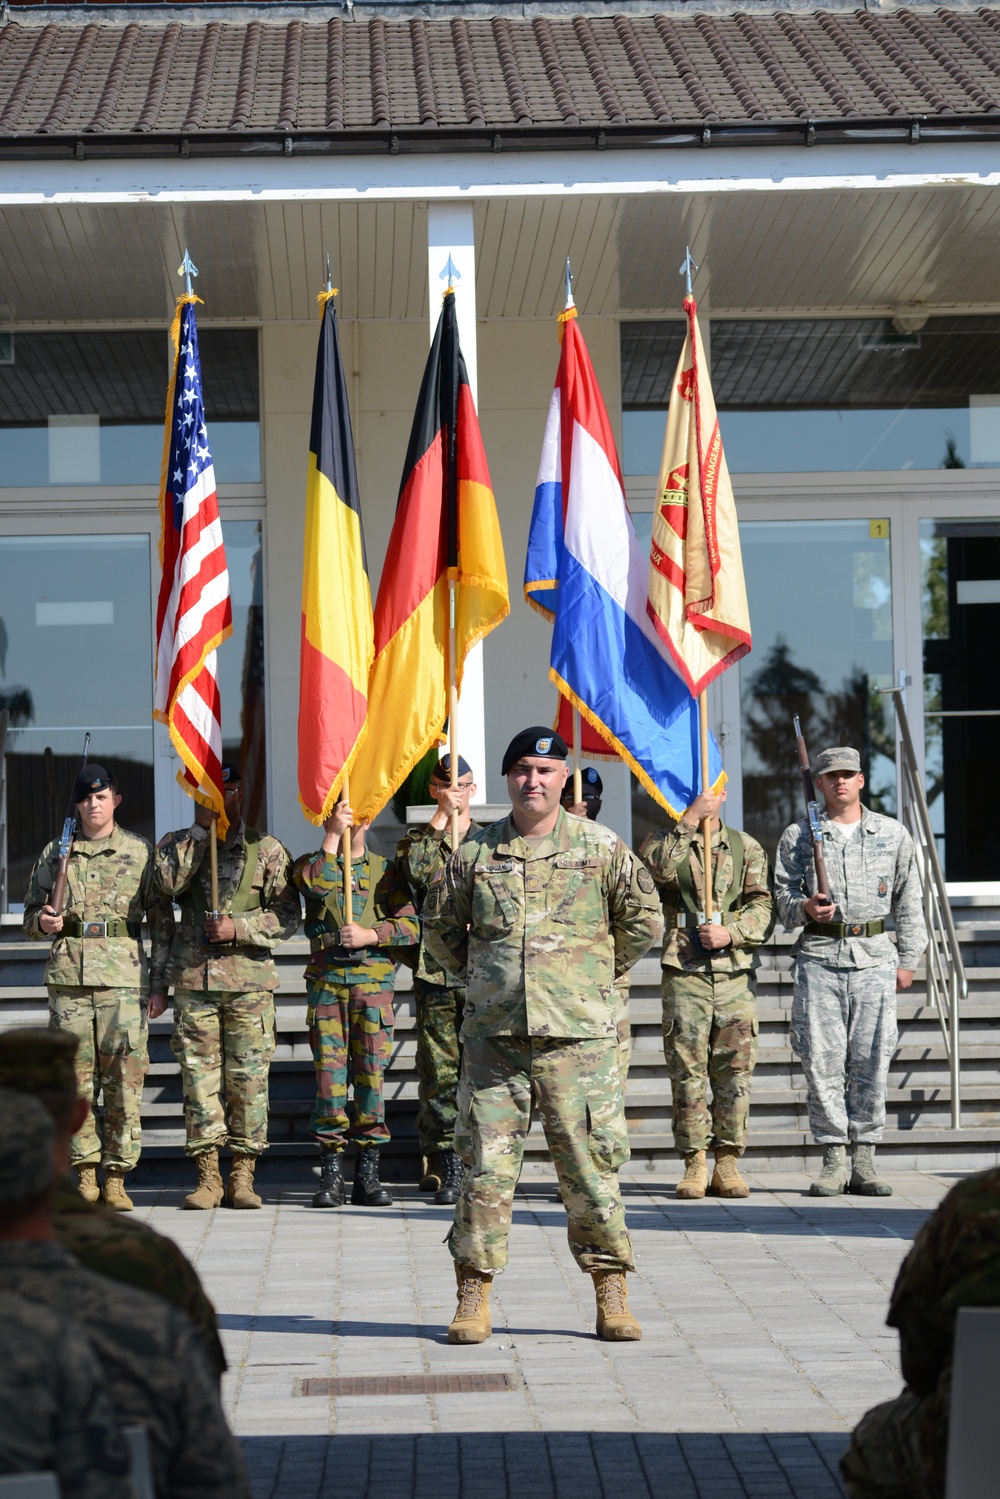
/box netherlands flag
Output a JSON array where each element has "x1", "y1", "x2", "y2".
[{"x1": 523, "y1": 307, "x2": 721, "y2": 818}]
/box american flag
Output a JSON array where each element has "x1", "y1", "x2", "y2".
[{"x1": 154, "y1": 297, "x2": 233, "y2": 832}]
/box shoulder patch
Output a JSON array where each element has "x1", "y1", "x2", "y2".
[{"x1": 637, "y1": 866, "x2": 655, "y2": 894}]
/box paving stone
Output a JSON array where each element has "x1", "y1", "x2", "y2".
[{"x1": 125, "y1": 1167, "x2": 960, "y2": 1497}]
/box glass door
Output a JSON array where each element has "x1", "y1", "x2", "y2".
[
  {"x1": 0, "y1": 532, "x2": 155, "y2": 903},
  {"x1": 737, "y1": 517, "x2": 897, "y2": 864},
  {"x1": 920, "y1": 518, "x2": 1000, "y2": 881}
]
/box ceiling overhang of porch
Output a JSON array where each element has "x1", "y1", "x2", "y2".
[{"x1": 4, "y1": 183, "x2": 1000, "y2": 327}]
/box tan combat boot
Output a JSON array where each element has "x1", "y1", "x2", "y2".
[
  {"x1": 75, "y1": 1164, "x2": 101, "y2": 1205},
  {"x1": 101, "y1": 1167, "x2": 134, "y2": 1212},
  {"x1": 592, "y1": 1270, "x2": 642, "y2": 1342},
  {"x1": 447, "y1": 1264, "x2": 493, "y2": 1344},
  {"x1": 184, "y1": 1147, "x2": 224, "y2": 1210},
  {"x1": 675, "y1": 1149, "x2": 709, "y2": 1199},
  {"x1": 419, "y1": 1153, "x2": 443, "y2": 1193},
  {"x1": 227, "y1": 1153, "x2": 262, "y2": 1209},
  {"x1": 710, "y1": 1147, "x2": 750, "y2": 1199}
]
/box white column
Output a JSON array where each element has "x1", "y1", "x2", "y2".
[{"x1": 427, "y1": 204, "x2": 486, "y2": 790}]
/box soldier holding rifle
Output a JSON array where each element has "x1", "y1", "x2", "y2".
[
  {"x1": 775, "y1": 742, "x2": 927, "y2": 1197},
  {"x1": 23, "y1": 760, "x2": 172, "y2": 1211}
]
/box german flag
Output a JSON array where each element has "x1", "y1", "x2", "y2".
[
  {"x1": 351, "y1": 291, "x2": 509, "y2": 821},
  {"x1": 297, "y1": 293, "x2": 374, "y2": 823}
]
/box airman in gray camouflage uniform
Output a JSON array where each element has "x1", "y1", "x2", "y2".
[
  {"x1": 0, "y1": 1292, "x2": 131, "y2": 1499},
  {"x1": 775, "y1": 746, "x2": 927, "y2": 1197},
  {"x1": 0, "y1": 1088, "x2": 250, "y2": 1499},
  {"x1": 153, "y1": 764, "x2": 300, "y2": 1210},
  {"x1": 424, "y1": 727, "x2": 662, "y2": 1346},
  {"x1": 23, "y1": 763, "x2": 173, "y2": 1212},
  {"x1": 641, "y1": 787, "x2": 774, "y2": 1201}
]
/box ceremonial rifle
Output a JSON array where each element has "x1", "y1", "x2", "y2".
[
  {"x1": 792, "y1": 716, "x2": 831, "y2": 902},
  {"x1": 50, "y1": 732, "x2": 91, "y2": 914}
]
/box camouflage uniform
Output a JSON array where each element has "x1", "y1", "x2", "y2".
[
  {"x1": 640, "y1": 822, "x2": 774, "y2": 1155},
  {"x1": 52, "y1": 1174, "x2": 226, "y2": 1378},
  {"x1": 396, "y1": 821, "x2": 481, "y2": 1156},
  {"x1": 23, "y1": 827, "x2": 173, "y2": 1171},
  {"x1": 0, "y1": 1241, "x2": 250, "y2": 1498},
  {"x1": 292, "y1": 849, "x2": 418, "y2": 1150},
  {"x1": 842, "y1": 1166, "x2": 1000, "y2": 1499},
  {"x1": 424, "y1": 808, "x2": 662, "y2": 1274},
  {"x1": 775, "y1": 806, "x2": 927, "y2": 1143},
  {"x1": 0, "y1": 1291, "x2": 131, "y2": 1499},
  {"x1": 154, "y1": 820, "x2": 299, "y2": 1156}
]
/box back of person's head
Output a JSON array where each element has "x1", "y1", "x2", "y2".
[
  {"x1": 0, "y1": 1086, "x2": 55, "y2": 1232},
  {"x1": 0, "y1": 1028, "x2": 80, "y2": 1134}
]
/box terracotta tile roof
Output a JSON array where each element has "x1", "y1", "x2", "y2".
[{"x1": 2, "y1": 8, "x2": 1000, "y2": 149}]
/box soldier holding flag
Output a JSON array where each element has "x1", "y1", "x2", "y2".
[{"x1": 152, "y1": 259, "x2": 299, "y2": 1211}]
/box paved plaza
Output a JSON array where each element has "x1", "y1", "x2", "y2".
[{"x1": 128, "y1": 1163, "x2": 957, "y2": 1499}]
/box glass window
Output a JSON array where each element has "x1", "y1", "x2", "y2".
[
  {"x1": 739, "y1": 519, "x2": 896, "y2": 864},
  {"x1": 622, "y1": 317, "x2": 1000, "y2": 474},
  {"x1": 219, "y1": 519, "x2": 267, "y2": 831},
  {"x1": 0, "y1": 533, "x2": 155, "y2": 902},
  {"x1": 0, "y1": 330, "x2": 260, "y2": 486},
  {"x1": 920, "y1": 518, "x2": 1000, "y2": 881}
]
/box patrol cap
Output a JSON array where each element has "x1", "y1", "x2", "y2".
[
  {"x1": 815, "y1": 746, "x2": 861, "y2": 777},
  {"x1": 0, "y1": 1087, "x2": 54, "y2": 1205},
  {"x1": 431, "y1": 754, "x2": 473, "y2": 782},
  {"x1": 73, "y1": 764, "x2": 114, "y2": 803},
  {"x1": 501, "y1": 727, "x2": 569, "y2": 776},
  {"x1": 220, "y1": 763, "x2": 242, "y2": 786},
  {"x1": 0, "y1": 1028, "x2": 79, "y2": 1102}
]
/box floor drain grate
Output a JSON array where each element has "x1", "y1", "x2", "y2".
[{"x1": 296, "y1": 1373, "x2": 513, "y2": 1397}]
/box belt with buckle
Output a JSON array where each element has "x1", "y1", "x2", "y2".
[
  {"x1": 61, "y1": 917, "x2": 140, "y2": 939},
  {"x1": 804, "y1": 919, "x2": 886, "y2": 939},
  {"x1": 664, "y1": 911, "x2": 730, "y2": 929}
]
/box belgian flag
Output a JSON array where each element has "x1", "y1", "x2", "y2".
[
  {"x1": 297, "y1": 293, "x2": 374, "y2": 823},
  {"x1": 351, "y1": 290, "x2": 509, "y2": 821}
]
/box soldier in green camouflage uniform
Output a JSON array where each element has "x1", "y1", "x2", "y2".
[
  {"x1": 0, "y1": 1292, "x2": 131, "y2": 1499},
  {"x1": 424, "y1": 727, "x2": 662, "y2": 1346},
  {"x1": 0, "y1": 1026, "x2": 226, "y2": 1379},
  {"x1": 293, "y1": 797, "x2": 418, "y2": 1208},
  {"x1": 641, "y1": 788, "x2": 774, "y2": 1201},
  {"x1": 561, "y1": 767, "x2": 633, "y2": 1085},
  {"x1": 23, "y1": 763, "x2": 173, "y2": 1211},
  {"x1": 0, "y1": 1088, "x2": 250, "y2": 1499},
  {"x1": 396, "y1": 753, "x2": 480, "y2": 1205},
  {"x1": 153, "y1": 765, "x2": 299, "y2": 1210},
  {"x1": 842, "y1": 1166, "x2": 1000, "y2": 1499}
]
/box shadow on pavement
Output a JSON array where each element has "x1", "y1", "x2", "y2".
[
  {"x1": 241, "y1": 1429, "x2": 848, "y2": 1498},
  {"x1": 509, "y1": 1202, "x2": 929, "y2": 1240}
]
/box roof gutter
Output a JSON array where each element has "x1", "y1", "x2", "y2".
[{"x1": 0, "y1": 115, "x2": 994, "y2": 161}]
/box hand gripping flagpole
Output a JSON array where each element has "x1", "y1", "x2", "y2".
[
  {"x1": 180, "y1": 248, "x2": 222, "y2": 917},
  {"x1": 679, "y1": 246, "x2": 714, "y2": 921},
  {"x1": 442, "y1": 255, "x2": 461, "y2": 848},
  {"x1": 322, "y1": 251, "x2": 354, "y2": 925},
  {"x1": 563, "y1": 258, "x2": 584, "y2": 807}
]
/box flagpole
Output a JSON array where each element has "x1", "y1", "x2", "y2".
[
  {"x1": 572, "y1": 710, "x2": 583, "y2": 805},
  {"x1": 698, "y1": 689, "x2": 714, "y2": 922},
  {"x1": 342, "y1": 772, "x2": 354, "y2": 925},
  {"x1": 209, "y1": 820, "x2": 220, "y2": 915},
  {"x1": 448, "y1": 580, "x2": 460, "y2": 847}
]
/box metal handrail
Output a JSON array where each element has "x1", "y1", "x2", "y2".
[
  {"x1": 880, "y1": 685, "x2": 966, "y2": 1130},
  {"x1": 0, "y1": 707, "x2": 8, "y2": 916}
]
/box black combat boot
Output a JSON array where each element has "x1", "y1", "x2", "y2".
[
  {"x1": 351, "y1": 1148, "x2": 392, "y2": 1206},
  {"x1": 312, "y1": 1149, "x2": 346, "y2": 1208},
  {"x1": 434, "y1": 1149, "x2": 463, "y2": 1206}
]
